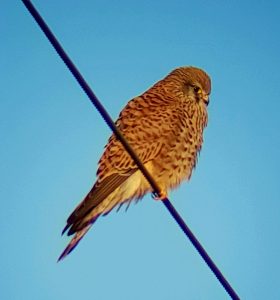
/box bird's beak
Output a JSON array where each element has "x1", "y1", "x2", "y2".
[{"x1": 202, "y1": 93, "x2": 210, "y2": 106}]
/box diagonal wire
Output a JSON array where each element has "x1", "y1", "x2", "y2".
[{"x1": 21, "y1": 1, "x2": 240, "y2": 299}]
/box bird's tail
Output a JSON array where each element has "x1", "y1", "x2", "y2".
[
  {"x1": 58, "y1": 223, "x2": 93, "y2": 262},
  {"x1": 58, "y1": 170, "x2": 148, "y2": 261}
]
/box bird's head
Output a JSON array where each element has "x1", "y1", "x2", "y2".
[{"x1": 168, "y1": 66, "x2": 211, "y2": 106}]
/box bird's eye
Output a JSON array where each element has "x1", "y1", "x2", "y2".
[{"x1": 193, "y1": 86, "x2": 201, "y2": 93}]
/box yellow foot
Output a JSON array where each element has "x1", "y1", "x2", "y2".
[{"x1": 152, "y1": 191, "x2": 168, "y2": 201}]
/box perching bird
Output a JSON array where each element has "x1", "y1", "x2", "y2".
[{"x1": 58, "y1": 66, "x2": 211, "y2": 261}]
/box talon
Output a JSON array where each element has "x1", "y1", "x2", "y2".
[{"x1": 152, "y1": 191, "x2": 168, "y2": 201}]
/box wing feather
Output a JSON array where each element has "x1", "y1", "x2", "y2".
[
  {"x1": 64, "y1": 171, "x2": 135, "y2": 235},
  {"x1": 63, "y1": 97, "x2": 176, "y2": 235},
  {"x1": 97, "y1": 97, "x2": 174, "y2": 179}
]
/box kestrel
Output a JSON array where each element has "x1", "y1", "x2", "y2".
[{"x1": 58, "y1": 66, "x2": 211, "y2": 261}]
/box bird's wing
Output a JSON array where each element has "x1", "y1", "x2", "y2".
[
  {"x1": 64, "y1": 171, "x2": 135, "y2": 235},
  {"x1": 97, "y1": 97, "x2": 175, "y2": 179},
  {"x1": 63, "y1": 98, "x2": 176, "y2": 235}
]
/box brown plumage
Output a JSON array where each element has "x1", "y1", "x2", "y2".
[{"x1": 58, "y1": 66, "x2": 211, "y2": 261}]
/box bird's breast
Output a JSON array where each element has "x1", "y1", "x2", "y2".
[{"x1": 154, "y1": 103, "x2": 207, "y2": 190}]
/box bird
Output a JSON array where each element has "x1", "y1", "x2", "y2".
[{"x1": 58, "y1": 66, "x2": 211, "y2": 261}]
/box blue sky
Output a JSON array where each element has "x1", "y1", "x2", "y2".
[{"x1": 1, "y1": 1, "x2": 280, "y2": 299}]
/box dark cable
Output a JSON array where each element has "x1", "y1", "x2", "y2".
[{"x1": 21, "y1": 1, "x2": 240, "y2": 299}]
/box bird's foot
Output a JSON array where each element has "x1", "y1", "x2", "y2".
[{"x1": 152, "y1": 191, "x2": 168, "y2": 201}]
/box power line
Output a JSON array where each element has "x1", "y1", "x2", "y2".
[{"x1": 21, "y1": 1, "x2": 240, "y2": 299}]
